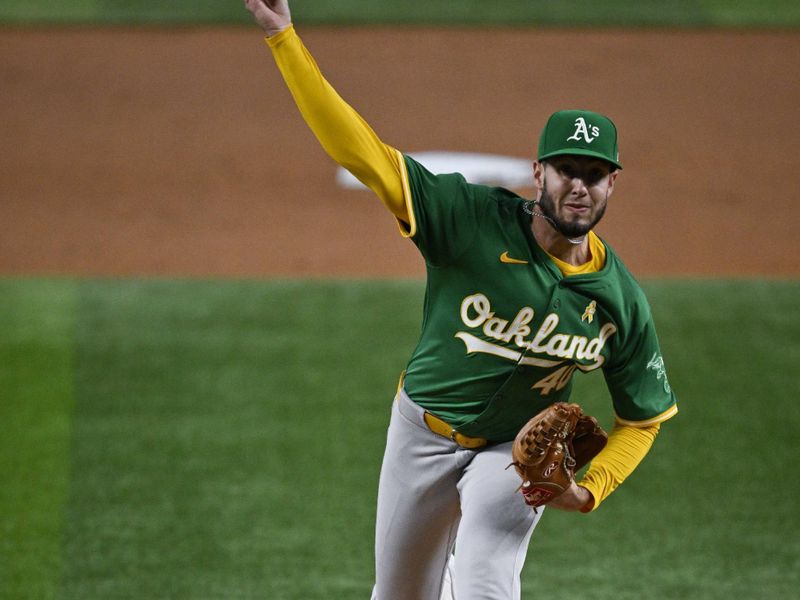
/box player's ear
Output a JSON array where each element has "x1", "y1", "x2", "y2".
[
  {"x1": 606, "y1": 169, "x2": 618, "y2": 198},
  {"x1": 532, "y1": 161, "x2": 545, "y2": 194}
]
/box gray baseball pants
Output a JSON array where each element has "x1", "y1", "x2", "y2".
[{"x1": 370, "y1": 389, "x2": 542, "y2": 600}]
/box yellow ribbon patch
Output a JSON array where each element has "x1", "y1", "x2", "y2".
[{"x1": 582, "y1": 300, "x2": 597, "y2": 323}]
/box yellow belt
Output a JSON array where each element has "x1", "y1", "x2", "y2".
[{"x1": 423, "y1": 412, "x2": 488, "y2": 449}]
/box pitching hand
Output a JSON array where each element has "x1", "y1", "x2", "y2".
[{"x1": 245, "y1": 0, "x2": 291, "y2": 37}]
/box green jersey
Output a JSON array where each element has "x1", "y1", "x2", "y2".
[{"x1": 401, "y1": 156, "x2": 677, "y2": 442}]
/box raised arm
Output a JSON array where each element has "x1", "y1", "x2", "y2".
[{"x1": 244, "y1": 0, "x2": 410, "y2": 225}]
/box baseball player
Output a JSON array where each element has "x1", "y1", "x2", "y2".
[{"x1": 245, "y1": 1, "x2": 678, "y2": 598}]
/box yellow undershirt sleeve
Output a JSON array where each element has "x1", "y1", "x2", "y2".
[
  {"x1": 578, "y1": 421, "x2": 660, "y2": 511},
  {"x1": 266, "y1": 26, "x2": 410, "y2": 224}
]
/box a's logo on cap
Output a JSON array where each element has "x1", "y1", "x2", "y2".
[{"x1": 566, "y1": 117, "x2": 600, "y2": 144}]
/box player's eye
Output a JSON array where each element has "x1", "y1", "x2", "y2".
[
  {"x1": 559, "y1": 165, "x2": 575, "y2": 178},
  {"x1": 586, "y1": 169, "x2": 605, "y2": 184}
]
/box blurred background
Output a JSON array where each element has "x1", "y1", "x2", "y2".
[{"x1": 1, "y1": 2, "x2": 799, "y2": 598}]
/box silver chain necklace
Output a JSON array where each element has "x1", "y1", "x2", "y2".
[{"x1": 523, "y1": 200, "x2": 586, "y2": 245}]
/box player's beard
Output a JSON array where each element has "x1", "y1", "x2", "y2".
[{"x1": 537, "y1": 185, "x2": 607, "y2": 239}]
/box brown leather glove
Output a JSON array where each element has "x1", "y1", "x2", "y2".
[{"x1": 510, "y1": 403, "x2": 608, "y2": 508}]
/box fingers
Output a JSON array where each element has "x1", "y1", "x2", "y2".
[
  {"x1": 245, "y1": 0, "x2": 292, "y2": 35},
  {"x1": 243, "y1": 0, "x2": 263, "y2": 18}
]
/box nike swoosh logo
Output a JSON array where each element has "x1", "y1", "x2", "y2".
[{"x1": 500, "y1": 251, "x2": 529, "y2": 265}]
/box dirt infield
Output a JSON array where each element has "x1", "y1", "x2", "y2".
[{"x1": 2, "y1": 27, "x2": 798, "y2": 277}]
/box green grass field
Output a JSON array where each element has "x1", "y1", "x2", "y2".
[
  {"x1": 1, "y1": 0, "x2": 799, "y2": 27},
  {"x1": 1, "y1": 278, "x2": 799, "y2": 599}
]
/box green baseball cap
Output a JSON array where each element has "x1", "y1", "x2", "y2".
[{"x1": 537, "y1": 109, "x2": 622, "y2": 170}]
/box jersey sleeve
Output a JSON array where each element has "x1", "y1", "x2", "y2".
[
  {"x1": 402, "y1": 155, "x2": 487, "y2": 266},
  {"x1": 266, "y1": 26, "x2": 409, "y2": 225},
  {"x1": 602, "y1": 292, "x2": 678, "y2": 426}
]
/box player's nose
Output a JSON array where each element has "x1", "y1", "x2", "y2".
[{"x1": 570, "y1": 176, "x2": 589, "y2": 195}]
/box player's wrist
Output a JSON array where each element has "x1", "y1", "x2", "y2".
[
  {"x1": 577, "y1": 485, "x2": 595, "y2": 513},
  {"x1": 266, "y1": 21, "x2": 292, "y2": 38}
]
